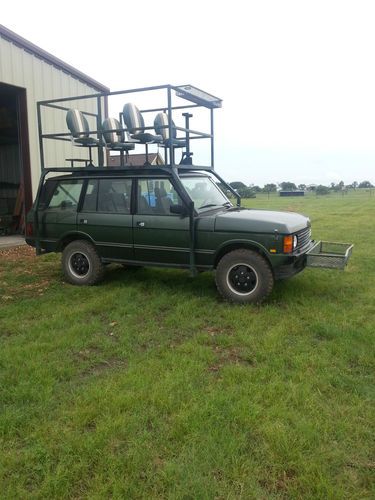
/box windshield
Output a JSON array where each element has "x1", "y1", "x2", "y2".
[{"x1": 181, "y1": 176, "x2": 232, "y2": 211}]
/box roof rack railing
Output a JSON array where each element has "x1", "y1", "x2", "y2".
[{"x1": 37, "y1": 84, "x2": 221, "y2": 171}]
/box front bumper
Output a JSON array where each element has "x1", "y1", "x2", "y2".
[{"x1": 273, "y1": 254, "x2": 307, "y2": 280}]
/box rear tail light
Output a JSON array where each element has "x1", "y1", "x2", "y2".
[{"x1": 26, "y1": 222, "x2": 33, "y2": 236}]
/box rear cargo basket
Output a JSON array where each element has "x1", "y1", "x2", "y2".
[{"x1": 306, "y1": 241, "x2": 353, "y2": 269}]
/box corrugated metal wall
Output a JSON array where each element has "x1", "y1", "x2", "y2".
[{"x1": 0, "y1": 35, "x2": 104, "y2": 197}]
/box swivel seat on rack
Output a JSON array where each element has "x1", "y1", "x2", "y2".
[
  {"x1": 66, "y1": 109, "x2": 100, "y2": 167},
  {"x1": 153, "y1": 112, "x2": 187, "y2": 165},
  {"x1": 122, "y1": 103, "x2": 163, "y2": 166},
  {"x1": 101, "y1": 117, "x2": 138, "y2": 166}
]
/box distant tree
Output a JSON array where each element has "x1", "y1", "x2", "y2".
[
  {"x1": 358, "y1": 180, "x2": 374, "y2": 188},
  {"x1": 279, "y1": 182, "x2": 297, "y2": 191},
  {"x1": 307, "y1": 184, "x2": 317, "y2": 192},
  {"x1": 316, "y1": 185, "x2": 330, "y2": 195},
  {"x1": 298, "y1": 184, "x2": 307, "y2": 191},
  {"x1": 330, "y1": 181, "x2": 345, "y2": 191},
  {"x1": 252, "y1": 185, "x2": 262, "y2": 193},
  {"x1": 216, "y1": 182, "x2": 232, "y2": 196},
  {"x1": 347, "y1": 181, "x2": 358, "y2": 189},
  {"x1": 229, "y1": 181, "x2": 247, "y2": 190},
  {"x1": 263, "y1": 183, "x2": 277, "y2": 192},
  {"x1": 237, "y1": 187, "x2": 256, "y2": 198}
]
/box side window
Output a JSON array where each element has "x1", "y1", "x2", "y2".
[
  {"x1": 138, "y1": 178, "x2": 182, "y2": 215},
  {"x1": 47, "y1": 180, "x2": 83, "y2": 210},
  {"x1": 82, "y1": 179, "x2": 99, "y2": 212},
  {"x1": 97, "y1": 178, "x2": 132, "y2": 214}
]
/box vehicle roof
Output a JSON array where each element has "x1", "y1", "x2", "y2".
[{"x1": 45, "y1": 167, "x2": 212, "y2": 182}]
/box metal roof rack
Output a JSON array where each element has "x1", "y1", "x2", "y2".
[{"x1": 37, "y1": 84, "x2": 222, "y2": 172}]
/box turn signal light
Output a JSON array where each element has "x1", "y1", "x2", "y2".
[{"x1": 283, "y1": 235, "x2": 293, "y2": 253}]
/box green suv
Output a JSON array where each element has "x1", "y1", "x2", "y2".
[{"x1": 26, "y1": 165, "x2": 324, "y2": 304}]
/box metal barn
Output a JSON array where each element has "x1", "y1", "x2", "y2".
[{"x1": 0, "y1": 25, "x2": 108, "y2": 234}]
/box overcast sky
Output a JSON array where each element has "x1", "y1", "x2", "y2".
[{"x1": 2, "y1": 0, "x2": 375, "y2": 186}]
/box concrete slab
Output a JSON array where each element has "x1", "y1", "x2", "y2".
[{"x1": 0, "y1": 235, "x2": 26, "y2": 249}]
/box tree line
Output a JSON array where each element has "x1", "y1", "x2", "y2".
[{"x1": 229, "y1": 180, "x2": 374, "y2": 198}]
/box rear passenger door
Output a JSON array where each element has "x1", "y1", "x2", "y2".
[{"x1": 78, "y1": 178, "x2": 134, "y2": 260}]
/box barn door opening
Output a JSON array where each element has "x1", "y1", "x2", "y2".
[{"x1": 0, "y1": 82, "x2": 32, "y2": 236}]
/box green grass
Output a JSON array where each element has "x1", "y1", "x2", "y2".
[{"x1": 1, "y1": 190, "x2": 374, "y2": 499}]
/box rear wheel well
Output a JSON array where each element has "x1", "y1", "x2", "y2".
[
  {"x1": 214, "y1": 243, "x2": 271, "y2": 269},
  {"x1": 58, "y1": 234, "x2": 94, "y2": 252}
]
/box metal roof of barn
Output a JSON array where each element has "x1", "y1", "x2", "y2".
[{"x1": 0, "y1": 24, "x2": 109, "y2": 93}]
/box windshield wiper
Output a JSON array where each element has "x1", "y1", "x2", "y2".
[{"x1": 198, "y1": 203, "x2": 219, "y2": 209}]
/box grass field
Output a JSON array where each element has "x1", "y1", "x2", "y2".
[{"x1": 0, "y1": 190, "x2": 374, "y2": 499}]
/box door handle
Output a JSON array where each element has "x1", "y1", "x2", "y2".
[
  {"x1": 137, "y1": 221, "x2": 145, "y2": 227},
  {"x1": 79, "y1": 219, "x2": 88, "y2": 224}
]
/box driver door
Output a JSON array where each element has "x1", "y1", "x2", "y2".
[{"x1": 133, "y1": 178, "x2": 190, "y2": 265}]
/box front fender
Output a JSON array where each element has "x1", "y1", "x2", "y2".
[{"x1": 214, "y1": 239, "x2": 271, "y2": 267}]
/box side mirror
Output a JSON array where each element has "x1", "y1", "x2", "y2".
[{"x1": 170, "y1": 204, "x2": 188, "y2": 216}]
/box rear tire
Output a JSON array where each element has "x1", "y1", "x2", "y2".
[
  {"x1": 215, "y1": 249, "x2": 274, "y2": 304},
  {"x1": 62, "y1": 240, "x2": 104, "y2": 286}
]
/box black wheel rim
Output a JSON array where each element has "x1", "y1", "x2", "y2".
[
  {"x1": 69, "y1": 252, "x2": 90, "y2": 277},
  {"x1": 227, "y1": 263, "x2": 258, "y2": 295}
]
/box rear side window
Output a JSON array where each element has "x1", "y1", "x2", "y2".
[
  {"x1": 81, "y1": 178, "x2": 132, "y2": 214},
  {"x1": 47, "y1": 180, "x2": 83, "y2": 210}
]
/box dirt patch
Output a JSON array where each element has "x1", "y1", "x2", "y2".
[
  {"x1": 208, "y1": 345, "x2": 256, "y2": 372},
  {"x1": 0, "y1": 329, "x2": 15, "y2": 338},
  {"x1": 275, "y1": 468, "x2": 297, "y2": 492},
  {"x1": 0, "y1": 245, "x2": 36, "y2": 262},
  {"x1": 0, "y1": 276, "x2": 52, "y2": 301},
  {"x1": 0, "y1": 246, "x2": 58, "y2": 300},
  {"x1": 259, "y1": 468, "x2": 297, "y2": 494},
  {"x1": 82, "y1": 358, "x2": 126, "y2": 377},
  {"x1": 74, "y1": 348, "x2": 127, "y2": 378},
  {"x1": 204, "y1": 325, "x2": 234, "y2": 337}
]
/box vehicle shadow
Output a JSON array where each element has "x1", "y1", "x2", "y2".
[{"x1": 103, "y1": 264, "x2": 218, "y2": 298}]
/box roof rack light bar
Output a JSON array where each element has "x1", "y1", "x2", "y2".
[{"x1": 175, "y1": 85, "x2": 222, "y2": 109}]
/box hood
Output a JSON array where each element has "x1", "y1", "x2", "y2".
[{"x1": 214, "y1": 208, "x2": 310, "y2": 234}]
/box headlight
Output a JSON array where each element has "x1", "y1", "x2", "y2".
[{"x1": 293, "y1": 235, "x2": 298, "y2": 249}]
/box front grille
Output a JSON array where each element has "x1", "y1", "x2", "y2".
[{"x1": 296, "y1": 227, "x2": 311, "y2": 250}]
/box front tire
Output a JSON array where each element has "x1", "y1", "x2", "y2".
[
  {"x1": 62, "y1": 240, "x2": 104, "y2": 286},
  {"x1": 215, "y1": 249, "x2": 274, "y2": 304}
]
